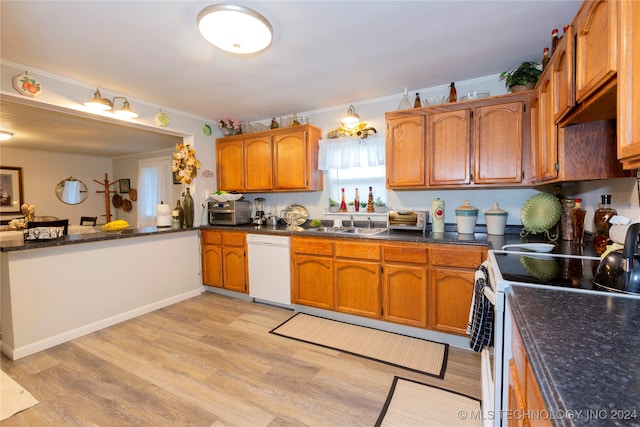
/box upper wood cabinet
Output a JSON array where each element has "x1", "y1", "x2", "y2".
[
  {"x1": 531, "y1": 70, "x2": 558, "y2": 183},
  {"x1": 617, "y1": 0, "x2": 640, "y2": 168},
  {"x1": 552, "y1": 25, "x2": 575, "y2": 123},
  {"x1": 574, "y1": 0, "x2": 617, "y2": 104},
  {"x1": 386, "y1": 92, "x2": 531, "y2": 189},
  {"x1": 215, "y1": 124, "x2": 322, "y2": 193},
  {"x1": 386, "y1": 115, "x2": 426, "y2": 188}
]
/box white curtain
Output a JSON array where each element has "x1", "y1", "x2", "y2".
[
  {"x1": 137, "y1": 157, "x2": 172, "y2": 228},
  {"x1": 318, "y1": 135, "x2": 385, "y2": 170}
]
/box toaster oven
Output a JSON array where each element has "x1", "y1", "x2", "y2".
[
  {"x1": 387, "y1": 210, "x2": 428, "y2": 232},
  {"x1": 208, "y1": 200, "x2": 252, "y2": 225}
]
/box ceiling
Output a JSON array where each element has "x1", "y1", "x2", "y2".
[{"x1": 0, "y1": 0, "x2": 582, "y2": 156}]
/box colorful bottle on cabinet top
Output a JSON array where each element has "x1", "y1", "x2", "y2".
[
  {"x1": 448, "y1": 82, "x2": 457, "y2": 103},
  {"x1": 413, "y1": 93, "x2": 421, "y2": 108}
]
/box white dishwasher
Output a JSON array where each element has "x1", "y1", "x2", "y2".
[{"x1": 247, "y1": 234, "x2": 291, "y2": 307}]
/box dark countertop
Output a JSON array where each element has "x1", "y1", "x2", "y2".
[
  {"x1": 507, "y1": 286, "x2": 640, "y2": 427},
  {"x1": 0, "y1": 226, "x2": 198, "y2": 252}
]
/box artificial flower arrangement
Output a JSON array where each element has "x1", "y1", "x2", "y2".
[
  {"x1": 172, "y1": 143, "x2": 201, "y2": 185},
  {"x1": 218, "y1": 117, "x2": 241, "y2": 131},
  {"x1": 327, "y1": 121, "x2": 377, "y2": 139}
]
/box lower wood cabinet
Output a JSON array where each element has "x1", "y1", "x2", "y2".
[
  {"x1": 201, "y1": 230, "x2": 247, "y2": 293},
  {"x1": 429, "y1": 244, "x2": 486, "y2": 335},
  {"x1": 291, "y1": 236, "x2": 485, "y2": 335},
  {"x1": 508, "y1": 306, "x2": 551, "y2": 427}
]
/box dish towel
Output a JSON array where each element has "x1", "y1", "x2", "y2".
[{"x1": 467, "y1": 260, "x2": 494, "y2": 352}]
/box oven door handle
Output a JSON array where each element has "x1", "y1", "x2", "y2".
[{"x1": 483, "y1": 285, "x2": 496, "y2": 305}]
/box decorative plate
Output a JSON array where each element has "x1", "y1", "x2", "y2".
[
  {"x1": 153, "y1": 110, "x2": 170, "y2": 127},
  {"x1": 520, "y1": 193, "x2": 561, "y2": 234},
  {"x1": 12, "y1": 73, "x2": 42, "y2": 98},
  {"x1": 122, "y1": 199, "x2": 133, "y2": 212},
  {"x1": 112, "y1": 193, "x2": 123, "y2": 208},
  {"x1": 200, "y1": 168, "x2": 215, "y2": 181},
  {"x1": 129, "y1": 188, "x2": 137, "y2": 201},
  {"x1": 285, "y1": 204, "x2": 309, "y2": 226}
]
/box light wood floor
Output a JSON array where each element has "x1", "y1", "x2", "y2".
[{"x1": 1, "y1": 292, "x2": 480, "y2": 426}]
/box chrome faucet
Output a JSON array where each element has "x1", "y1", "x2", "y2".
[
  {"x1": 367, "y1": 217, "x2": 372, "y2": 229},
  {"x1": 350, "y1": 214, "x2": 355, "y2": 228}
]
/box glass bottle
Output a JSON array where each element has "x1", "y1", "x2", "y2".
[
  {"x1": 339, "y1": 188, "x2": 347, "y2": 212},
  {"x1": 542, "y1": 47, "x2": 550, "y2": 70},
  {"x1": 367, "y1": 186, "x2": 375, "y2": 213},
  {"x1": 594, "y1": 194, "x2": 617, "y2": 254},
  {"x1": 549, "y1": 185, "x2": 564, "y2": 240},
  {"x1": 571, "y1": 198, "x2": 586, "y2": 245},
  {"x1": 551, "y1": 28, "x2": 559, "y2": 55},
  {"x1": 561, "y1": 198, "x2": 575, "y2": 240},
  {"x1": 175, "y1": 200, "x2": 185, "y2": 229},
  {"x1": 413, "y1": 93, "x2": 421, "y2": 108},
  {"x1": 354, "y1": 188, "x2": 360, "y2": 213},
  {"x1": 397, "y1": 88, "x2": 412, "y2": 110},
  {"x1": 183, "y1": 188, "x2": 194, "y2": 227},
  {"x1": 448, "y1": 82, "x2": 457, "y2": 103}
]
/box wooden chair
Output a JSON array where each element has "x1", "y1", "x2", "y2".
[{"x1": 80, "y1": 216, "x2": 98, "y2": 226}]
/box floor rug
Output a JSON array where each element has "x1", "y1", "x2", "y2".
[
  {"x1": 375, "y1": 376, "x2": 481, "y2": 427},
  {"x1": 270, "y1": 313, "x2": 448, "y2": 378},
  {"x1": 0, "y1": 370, "x2": 39, "y2": 421}
]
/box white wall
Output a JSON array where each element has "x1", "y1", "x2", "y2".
[{"x1": 0, "y1": 147, "x2": 112, "y2": 223}]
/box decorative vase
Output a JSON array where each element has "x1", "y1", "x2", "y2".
[
  {"x1": 183, "y1": 188, "x2": 194, "y2": 227},
  {"x1": 222, "y1": 128, "x2": 237, "y2": 137}
]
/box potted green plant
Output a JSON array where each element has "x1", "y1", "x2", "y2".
[
  {"x1": 374, "y1": 197, "x2": 387, "y2": 213},
  {"x1": 328, "y1": 198, "x2": 339, "y2": 212},
  {"x1": 499, "y1": 61, "x2": 542, "y2": 92}
]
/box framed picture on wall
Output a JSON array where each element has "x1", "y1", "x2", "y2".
[
  {"x1": 119, "y1": 179, "x2": 130, "y2": 194},
  {"x1": 0, "y1": 166, "x2": 24, "y2": 214}
]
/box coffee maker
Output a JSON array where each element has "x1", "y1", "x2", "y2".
[{"x1": 253, "y1": 198, "x2": 266, "y2": 225}]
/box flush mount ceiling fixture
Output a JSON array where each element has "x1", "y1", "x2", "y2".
[
  {"x1": 197, "y1": 4, "x2": 273, "y2": 55},
  {"x1": 83, "y1": 89, "x2": 139, "y2": 119}
]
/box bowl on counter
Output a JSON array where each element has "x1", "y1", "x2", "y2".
[{"x1": 210, "y1": 193, "x2": 243, "y2": 202}]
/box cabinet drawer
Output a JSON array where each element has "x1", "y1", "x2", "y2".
[
  {"x1": 335, "y1": 240, "x2": 381, "y2": 261},
  {"x1": 201, "y1": 230, "x2": 222, "y2": 245},
  {"x1": 292, "y1": 237, "x2": 333, "y2": 256},
  {"x1": 383, "y1": 243, "x2": 428, "y2": 264},
  {"x1": 430, "y1": 245, "x2": 484, "y2": 269},
  {"x1": 222, "y1": 231, "x2": 246, "y2": 246}
]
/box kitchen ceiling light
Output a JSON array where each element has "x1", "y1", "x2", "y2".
[
  {"x1": 0, "y1": 131, "x2": 14, "y2": 141},
  {"x1": 197, "y1": 4, "x2": 273, "y2": 55},
  {"x1": 84, "y1": 89, "x2": 138, "y2": 119},
  {"x1": 341, "y1": 105, "x2": 360, "y2": 128}
]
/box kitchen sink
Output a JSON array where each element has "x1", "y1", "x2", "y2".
[
  {"x1": 342, "y1": 227, "x2": 388, "y2": 236},
  {"x1": 310, "y1": 227, "x2": 345, "y2": 233}
]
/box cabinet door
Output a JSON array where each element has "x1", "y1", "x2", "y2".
[
  {"x1": 552, "y1": 25, "x2": 575, "y2": 123},
  {"x1": 474, "y1": 102, "x2": 524, "y2": 184},
  {"x1": 386, "y1": 115, "x2": 426, "y2": 188},
  {"x1": 382, "y1": 264, "x2": 428, "y2": 328},
  {"x1": 535, "y1": 74, "x2": 558, "y2": 182},
  {"x1": 429, "y1": 268, "x2": 474, "y2": 335},
  {"x1": 222, "y1": 246, "x2": 246, "y2": 293},
  {"x1": 244, "y1": 135, "x2": 272, "y2": 191},
  {"x1": 216, "y1": 139, "x2": 244, "y2": 191},
  {"x1": 292, "y1": 254, "x2": 333, "y2": 309},
  {"x1": 428, "y1": 110, "x2": 471, "y2": 186},
  {"x1": 335, "y1": 260, "x2": 381, "y2": 319},
  {"x1": 618, "y1": 0, "x2": 640, "y2": 168},
  {"x1": 575, "y1": 0, "x2": 617, "y2": 103},
  {"x1": 202, "y1": 244, "x2": 223, "y2": 287},
  {"x1": 273, "y1": 130, "x2": 308, "y2": 190}
]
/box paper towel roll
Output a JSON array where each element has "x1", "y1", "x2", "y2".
[{"x1": 156, "y1": 203, "x2": 172, "y2": 227}]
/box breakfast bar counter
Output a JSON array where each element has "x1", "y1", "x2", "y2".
[{"x1": 1, "y1": 227, "x2": 202, "y2": 360}]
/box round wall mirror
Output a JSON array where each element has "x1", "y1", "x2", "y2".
[{"x1": 55, "y1": 177, "x2": 88, "y2": 205}]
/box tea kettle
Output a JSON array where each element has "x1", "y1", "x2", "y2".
[{"x1": 594, "y1": 222, "x2": 640, "y2": 294}]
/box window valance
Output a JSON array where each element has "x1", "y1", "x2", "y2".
[{"x1": 318, "y1": 135, "x2": 385, "y2": 170}]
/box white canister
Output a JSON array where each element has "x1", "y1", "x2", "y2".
[
  {"x1": 156, "y1": 203, "x2": 172, "y2": 227},
  {"x1": 484, "y1": 202, "x2": 508, "y2": 235},
  {"x1": 432, "y1": 198, "x2": 445, "y2": 233},
  {"x1": 455, "y1": 200, "x2": 478, "y2": 234}
]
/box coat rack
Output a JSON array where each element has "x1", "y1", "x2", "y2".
[{"x1": 93, "y1": 173, "x2": 118, "y2": 223}]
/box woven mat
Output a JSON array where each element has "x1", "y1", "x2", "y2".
[
  {"x1": 270, "y1": 313, "x2": 448, "y2": 378},
  {"x1": 375, "y1": 376, "x2": 481, "y2": 427},
  {"x1": 0, "y1": 370, "x2": 39, "y2": 421}
]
